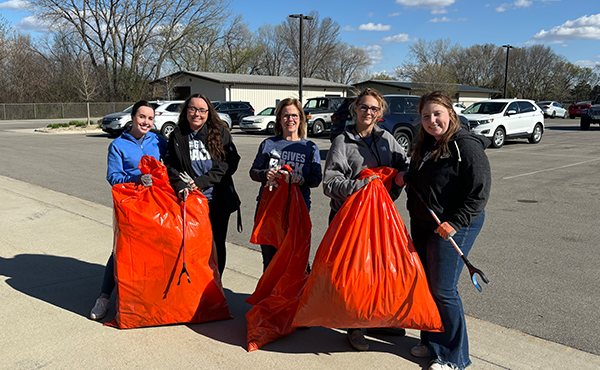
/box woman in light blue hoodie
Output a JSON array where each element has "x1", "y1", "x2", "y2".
[{"x1": 90, "y1": 101, "x2": 167, "y2": 321}]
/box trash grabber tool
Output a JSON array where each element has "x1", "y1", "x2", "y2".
[
  {"x1": 408, "y1": 184, "x2": 489, "y2": 292},
  {"x1": 177, "y1": 190, "x2": 191, "y2": 285}
]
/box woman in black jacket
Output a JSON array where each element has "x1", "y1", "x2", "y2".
[
  {"x1": 406, "y1": 91, "x2": 491, "y2": 370},
  {"x1": 165, "y1": 94, "x2": 240, "y2": 277}
]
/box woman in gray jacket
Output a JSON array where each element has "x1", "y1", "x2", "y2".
[{"x1": 322, "y1": 87, "x2": 409, "y2": 351}]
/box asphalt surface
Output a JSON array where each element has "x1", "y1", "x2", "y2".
[{"x1": 1, "y1": 117, "x2": 599, "y2": 359}]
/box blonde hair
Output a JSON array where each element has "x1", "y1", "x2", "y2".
[
  {"x1": 349, "y1": 88, "x2": 389, "y2": 124},
  {"x1": 274, "y1": 98, "x2": 307, "y2": 138}
]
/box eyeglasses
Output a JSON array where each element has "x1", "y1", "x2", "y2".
[
  {"x1": 187, "y1": 107, "x2": 208, "y2": 114},
  {"x1": 358, "y1": 104, "x2": 381, "y2": 114},
  {"x1": 283, "y1": 114, "x2": 300, "y2": 120}
]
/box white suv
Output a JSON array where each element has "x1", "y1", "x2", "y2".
[
  {"x1": 153, "y1": 100, "x2": 233, "y2": 139},
  {"x1": 463, "y1": 99, "x2": 544, "y2": 148}
]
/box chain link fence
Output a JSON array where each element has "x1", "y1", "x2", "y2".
[{"x1": 0, "y1": 102, "x2": 134, "y2": 120}]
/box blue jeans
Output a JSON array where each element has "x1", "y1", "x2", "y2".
[{"x1": 411, "y1": 211, "x2": 485, "y2": 370}]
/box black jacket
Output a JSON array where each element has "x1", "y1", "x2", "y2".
[
  {"x1": 406, "y1": 129, "x2": 491, "y2": 232},
  {"x1": 165, "y1": 122, "x2": 240, "y2": 211}
]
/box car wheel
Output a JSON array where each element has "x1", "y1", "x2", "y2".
[
  {"x1": 581, "y1": 118, "x2": 590, "y2": 131},
  {"x1": 570, "y1": 114, "x2": 575, "y2": 119},
  {"x1": 551, "y1": 111, "x2": 556, "y2": 119},
  {"x1": 266, "y1": 122, "x2": 274, "y2": 135},
  {"x1": 161, "y1": 122, "x2": 175, "y2": 139},
  {"x1": 393, "y1": 128, "x2": 411, "y2": 153},
  {"x1": 124, "y1": 121, "x2": 133, "y2": 132},
  {"x1": 528, "y1": 123, "x2": 543, "y2": 144},
  {"x1": 491, "y1": 127, "x2": 505, "y2": 148},
  {"x1": 563, "y1": 111, "x2": 568, "y2": 119},
  {"x1": 312, "y1": 120, "x2": 325, "y2": 136}
]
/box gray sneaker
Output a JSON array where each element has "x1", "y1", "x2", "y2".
[
  {"x1": 90, "y1": 297, "x2": 109, "y2": 320},
  {"x1": 347, "y1": 329, "x2": 369, "y2": 351},
  {"x1": 411, "y1": 342, "x2": 430, "y2": 358}
]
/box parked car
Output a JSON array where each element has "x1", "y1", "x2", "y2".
[
  {"x1": 153, "y1": 100, "x2": 232, "y2": 139},
  {"x1": 463, "y1": 99, "x2": 544, "y2": 148},
  {"x1": 568, "y1": 101, "x2": 592, "y2": 119},
  {"x1": 211, "y1": 101, "x2": 254, "y2": 125},
  {"x1": 580, "y1": 94, "x2": 600, "y2": 130},
  {"x1": 239, "y1": 107, "x2": 277, "y2": 134},
  {"x1": 303, "y1": 96, "x2": 345, "y2": 136},
  {"x1": 329, "y1": 95, "x2": 421, "y2": 153},
  {"x1": 453, "y1": 103, "x2": 466, "y2": 114},
  {"x1": 536, "y1": 101, "x2": 568, "y2": 119},
  {"x1": 101, "y1": 101, "x2": 161, "y2": 137}
]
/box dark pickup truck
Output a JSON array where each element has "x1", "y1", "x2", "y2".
[{"x1": 581, "y1": 94, "x2": 600, "y2": 130}]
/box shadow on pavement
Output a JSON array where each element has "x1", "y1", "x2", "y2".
[{"x1": 0, "y1": 254, "x2": 105, "y2": 318}]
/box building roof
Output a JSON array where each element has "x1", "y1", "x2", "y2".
[
  {"x1": 355, "y1": 80, "x2": 500, "y2": 94},
  {"x1": 153, "y1": 71, "x2": 349, "y2": 89}
]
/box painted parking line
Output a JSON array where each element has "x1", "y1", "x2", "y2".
[{"x1": 503, "y1": 158, "x2": 600, "y2": 180}]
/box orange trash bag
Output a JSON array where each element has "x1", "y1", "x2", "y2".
[
  {"x1": 293, "y1": 167, "x2": 443, "y2": 332},
  {"x1": 245, "y1": 165, "x2": 312, "y2": 351},
  {"x1": 106, "y1": 155, "x2": 232, "y2": 329}
]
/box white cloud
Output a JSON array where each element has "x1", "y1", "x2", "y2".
[
  {"x1": 14, "y1": 15, "x2": 50, "y2": 33},
  {"x1": 514, "y1": 0, "x2": 533, "y2": 7},
  {"x1": 429, "y1": 17, "x2": 451, "y2": 22},
  {"x1": 495, "y1": 6, "x2": 506, "y2": 12},
  {"x1": 368, "y1": 12, "x2": 374, "y2": 17},
  {"x1": 381, "y1": 33, "x2": 411, "y2": 43},
  {"x1": 342, "y1": 25, "x2": 356, "y2": 31},
  {"x1": 362, "y1": 45, "x2": 384, "y2": 61},
  {"x1": 0, "y1": 0, "x2": 29, "y2": 10},
  {"x1": 533, "y1": 14, "x2": 600, "y2": 40},
  {"x1": 359, "y1": 23, "x2": 392, "y2": 31},
  {"x1": 395, "y1": 0, "x2": 455, "y2": 14},
  {"x1": 575, "y1": 59, "x2": 599, "y2": 67},
  {"x1": 389, "y1": 12, "x2": 401, "y2": 17},
  {"x1": 456, "y1": 17, "x2": 467, "y2": 22}
]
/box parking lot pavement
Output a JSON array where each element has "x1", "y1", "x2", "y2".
[{"x1": 2, "y1": 164, "x2": 600, "y2": 369}]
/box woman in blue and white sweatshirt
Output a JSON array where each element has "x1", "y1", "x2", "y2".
[
  {"x1": 90, "y1": 101, "x2": 167, "y2": 321},
  {"x1": 249, "y1": 98, "x2": 322, "y2": 271}
]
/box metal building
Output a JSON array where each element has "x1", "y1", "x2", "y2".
[{"x1": 151, "y1": 71, "x2": 349, "y2": 112}]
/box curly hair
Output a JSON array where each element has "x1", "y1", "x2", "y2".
[
  {"x1": 178, "y1": 94, "x2": 229, "y2": 160},
  {"x1": 274, "y1": 98, "x2": 307, "y2": 138},
  {"x1": 411, "y1": 90, "x2": 461, "y2": 164}
]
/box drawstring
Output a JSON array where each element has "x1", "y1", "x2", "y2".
[{"x1": 454, "y1": 141, "x2": 462, "y2": 162}]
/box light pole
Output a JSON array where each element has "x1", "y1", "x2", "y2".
[
  {"x1": 289, "y1": 14, "x2": 313, "y2": 103},
  {"x1": 502, "y1": 44, "x2": 514, "y2": 98}
]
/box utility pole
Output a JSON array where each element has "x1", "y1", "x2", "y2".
[
  {"x1": 502, "y1": 44, "x2": 514, "y2": 98},
  {"x1": 289, "y1": 14, "x2": 313, "y2": 103}
]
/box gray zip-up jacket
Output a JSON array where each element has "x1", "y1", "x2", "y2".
[{"x1": 323, "y1": 124, "x2": 409, "y2": 212}]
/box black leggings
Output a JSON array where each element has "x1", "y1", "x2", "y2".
[{"x1": 209, "y1": 202, "x2": 231, "y2": 277}]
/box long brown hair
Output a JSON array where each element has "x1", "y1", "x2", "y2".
[
  {"x1": 274, "y1": 98, "x2": 307, "y2": 138},
  {"x1": 178, "y1": 94, "x2": 229, "y2": 160},
  {"x1": 411, "y1": 91, "x2": 460, "y2": 164}
]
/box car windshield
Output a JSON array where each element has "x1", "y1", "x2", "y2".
[
  {"x1": 537, "y1": 101, "x2": 551, "y2": 106},
  {"x1": 304, "y1": 99, "x2": 325, "y2": 109},
  {"x1": 577, "y1": 101, "x2": 591, "y2": 105},
  {"x1": 463, "y1": 102, "x2": 507, "y2": 115},
  {"x1": 123, "y1": 105, "x2": 134, "y2": 113},
  {"x1": 258, "y1": 108, "x2": 274, "y2": 116}
]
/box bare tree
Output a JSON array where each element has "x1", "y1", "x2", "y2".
[
  {"x1": 281, "y1": 11, "x2": 340, "y2": 78},
  {"x1": 451, "y1": 44, "x2": 505, "y2": 90},
  {"x1": 217, "y1": 15, "x2": 263, "y2": 74},
  {"x1": 254, "y1": 23, "x2": 291, "y2": 76},
  {"x1": 317, "y1": 43, "x2": 371, "y2": 84},
  {"x1": 396, "y1": 38, "x2": 458, "y2": 81},
  {"x1": 30, "y1": 0, "x2": 231, "y2": 100}
]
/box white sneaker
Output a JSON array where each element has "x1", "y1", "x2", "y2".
[
  {"x1": 429, "y1": 363, "x2": 455, "y2": 370},
  {"x1": 411, "y1": 342, "x2": 430, "y2": 358},
  {"x1": 90, "y1": 297, "x2": 109, "y2": 320}
]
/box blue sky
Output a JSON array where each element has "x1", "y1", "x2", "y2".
[{"x1": 1, "y1": 0, "x2": 599, "y2": 76}]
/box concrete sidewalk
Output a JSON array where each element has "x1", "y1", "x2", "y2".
[{"x1": 0, "y1": 175, "x2": 598, "y2": 370}]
